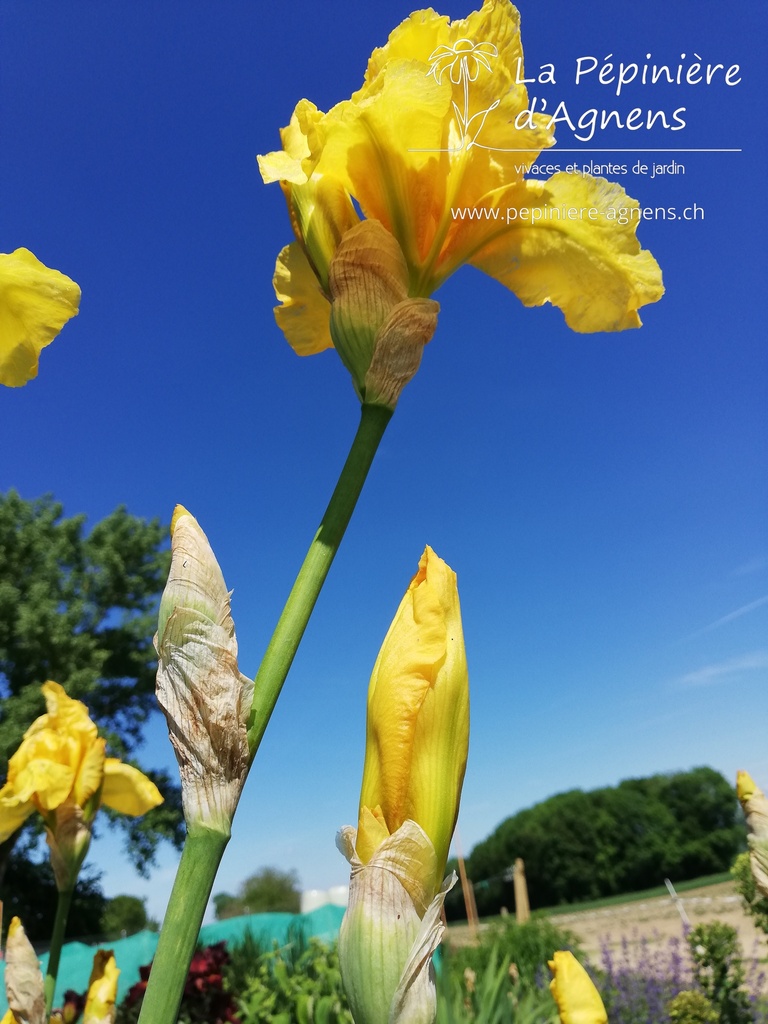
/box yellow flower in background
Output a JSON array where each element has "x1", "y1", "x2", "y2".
[
  {"x1": 0, "y1": 682, "x2": 162, "y2": 889},
  {"x1": 83, "y1": 950, "x2": 120, "y2": 1024},
  {"x1": 549, "y1": 951, "x2": 608, "y2": 1024},
  {"x1": 259, "y1": 0, "x2": 663, "y2": 384},
  {"x1": 0, "y1": 248, "x2": 80, "y2": 387},
  {"x1": 737, "y1": 770, "x2": 768, "y2": 899},
  {"x1": 337, "y1": 547, "x2": 469, "y2": 1024}
]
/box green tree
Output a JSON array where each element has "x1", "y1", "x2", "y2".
[
  {"x1": 102, "y1": 894, "x2": 158, "y2": 939},
  {"x1": 1, "y1": 844, "x2": 106, "y2": 943},
  {"x1": 461, "y1": 767, "x2": 741, "y2": 915},
  {"x1": 0, "y1": 490, "x2": 184, "y2": 887},
  {"x1": 213, "y1": 867, "x2": 302, "y2": 918}
]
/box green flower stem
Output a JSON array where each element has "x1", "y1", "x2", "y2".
[
  {"x1": 246, "y1": 401, "x2": 393, "y2": 754},
  {"x1": 44, "y1": 886, "x2": 74, "y2": 1014},
  {"x1": 137, "y1": 826, "x2": 228, "y2": 1024},
  {"x1": 136, "y1": 401, "x2": 392, "y2": 1024}
]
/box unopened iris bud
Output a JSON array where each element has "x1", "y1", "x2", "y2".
[
  {"x1": 337, "y1": 546, "x2": 469, "y2": 1024},
  {"x1": 737, "y1": 770, "x2": 768, "y2": 898},
  {"x1": 155, "y1": 506, "x2": 253, "y2": 835},
  {"x1": 83, "y1": 950, "x2": 120, "y2": 1024},
  {"x1": 548, "y1": 951, "x2": 607, "y2": 1024},
  {"x1": 3, "y1": 917, "x2": 46, "y2": 1024}
]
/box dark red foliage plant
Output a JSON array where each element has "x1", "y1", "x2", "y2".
[{"x1": 121, "y1": 942, "x2": 239, "y2": 1024}]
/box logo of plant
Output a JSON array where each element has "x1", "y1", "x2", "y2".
[{"x1": 427, "y1": 38, "x2": 500, "y2": 149}]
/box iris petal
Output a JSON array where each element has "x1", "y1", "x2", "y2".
[
  {"x1": 0, "y1": 248, "x2": 80, "y2": 387},
  {"x1": 101, "y1": 759, "x2": 163, "y2": 816}
]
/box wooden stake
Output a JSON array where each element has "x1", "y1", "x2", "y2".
[{"x1": 514, "y1": 857, "x2": 530, "y2": 924}]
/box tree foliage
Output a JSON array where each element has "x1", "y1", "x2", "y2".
[
  {"x1": 101, "y1": 894, "x2": 158, "y2": 939},
  {"x1": 213, "y1": 867, "x2": 302, "y2": 919},
  {"x1": 1, "y1": 847, "x2": 106, "y2": 943},
  {"x1": 450, "y1": 767, "x2": 741, "y2": 917},
  {"x1": 0, "y1": 490, "x2": 184, "y2": 882}
]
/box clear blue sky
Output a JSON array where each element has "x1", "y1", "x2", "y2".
[{"x1": 1, "y1": 0, "x2": 766, "y2": 926}]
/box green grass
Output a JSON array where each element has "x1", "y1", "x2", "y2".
[
  {"x1": 448, "y1": 872, "x2": 734, "y2": 932},
  {"x1": 539, "y1": 872, "x2": 733, "y2": 917}
]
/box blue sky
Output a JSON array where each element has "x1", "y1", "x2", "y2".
[{"x1": 1, "y1": 0, "x2": 766, "y2": 926}]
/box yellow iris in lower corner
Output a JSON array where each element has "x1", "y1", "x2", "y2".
[
  {"x1": 0, "y1": 681, "x2": 162, "y2": 890},
  {"x1": 0, "y1": 248, "x2": 80, "y2": 387},
  {"x1": 337, "y1": 547, "x2": 469, "y2": 1024},
  {"x1": 737, "y1": 770, "x2": 768, "y2": 899},
  {"x1": 549, "y1": 951, "x2": 608, "y2": 1024},
  {"x1": 259, "y1": 0, "x2": 663, "y2": 404}
]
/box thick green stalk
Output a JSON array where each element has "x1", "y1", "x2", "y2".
[
  {"x1": 137, "y1": 827, "x2": 228, "y2": 1024},
  {"x1": 44, "y1": 886, "x2": 74, "y2": 1014},
  {"x1": 137, "y1": 402, "x2": 392, "y2": 1024},
  {"x1": 247, "y1": 401, "x2": 392, "y2": 753}
]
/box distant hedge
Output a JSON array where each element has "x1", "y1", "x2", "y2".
[{"x1": 448, "y1": 766, "x2": 742, "y2": 918}]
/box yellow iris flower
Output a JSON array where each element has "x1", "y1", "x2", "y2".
[
  {"x1": 737, "y1": 770, "x2": 768, "y2": 899},
  {"x1": 337, "y1": 547, "x2": 468, "y2": 1024},
  {"x1": 259, "y1": 0, "x2": 663, "y2": 374},
  {"x1": 0, "y1": 681, "x2": 162, "y2": 889},
  {"x1": 549, "y1": 951, "x2": 608, "y2": 1024},
  {"x1": 0, "y1": 249, "x2": 80, "y2": 387}
]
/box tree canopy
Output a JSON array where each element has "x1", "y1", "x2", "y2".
[
  {"x1": 0, "y1": 490, "x2": 184, "y2": 886},
  {"x1": 213, "y1": 867, "x2": 302, "y2": 919},
  {"x1": 448, "y1": 766, "x2": 742, "y2": 918},
  {"x1": 101, "y1": 894, "x2": 159, "y2": 939}
]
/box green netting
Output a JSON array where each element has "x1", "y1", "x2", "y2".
[{"x1": 0, "y1": 904, "x2": 345, "y2": 1014}]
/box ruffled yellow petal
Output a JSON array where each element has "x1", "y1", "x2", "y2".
[
  {"x1": 549, "y1": 951, "x2": 607, "y2": 1024},
  {"x1": 74, "y1": 737, "x2": 106, "y2": 808},
  {"x1": 469, "y1": 173, "x2": 664, "y2": 332},
  {"x1": 26, "y1": 682, "x2": 99, "y2": 762},
  {"x1": 273, "y1": 242, "x2": 334, "y2": 355},
  {"x1": 101, "y1": 760, "x2": 162, "y2": 816},
  {"x1": 0, "y1": 785, "x2": 35, "y2": 843},
  {"x1": 0, "y1": 248, "x2": 80, "y2": 387},
  {"x1": 315, "y1": 63, "x2": 452, "y2": 273},
  {"x1": 13, "y1": 757, "x2": 75, "y2": 811},
  {"x1": 361, "y1": 0, "x2": 552, "y2": 180}
]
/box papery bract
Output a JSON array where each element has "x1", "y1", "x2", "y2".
[
  {"x1": 3, "y1": 917, "x2": 46, "y2": 1024},
  {"x1": 155, "y1": 506, "x2": 253, "y2": 834}
]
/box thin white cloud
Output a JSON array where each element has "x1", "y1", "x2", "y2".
[
  {"x1": 677, "y1": 651, "x2": 768, "y2": 688},
  {"x1": 694, "y1": 594, "x2": 768, "y2": 636},
  {"x1": 731, "y1": 556, "x2": 768, "y2": 578}
]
